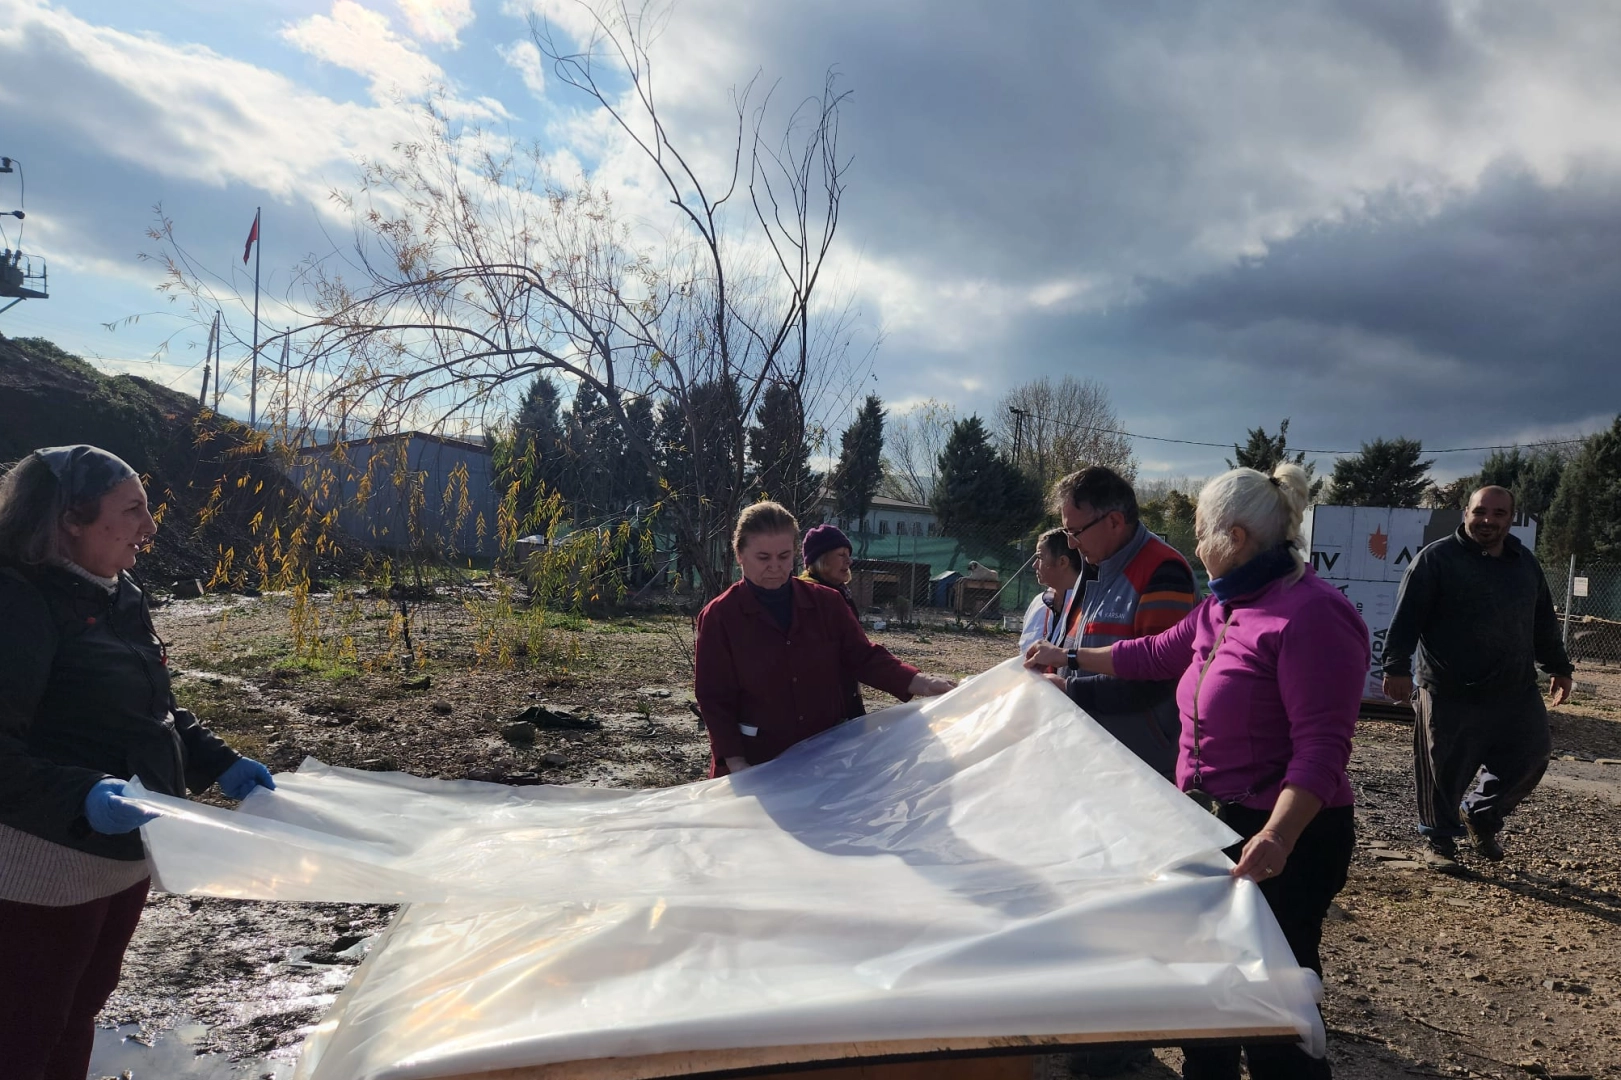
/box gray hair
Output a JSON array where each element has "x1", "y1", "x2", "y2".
[
  {"x1": 1197, "y1": 462, "x2": 1311, "y2": 581},
  {"x1": 0, "y1": 454, "x2": 106, "y2": 567}
]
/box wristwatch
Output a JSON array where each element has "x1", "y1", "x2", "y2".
[{"x1": 1065, "y1": 648, "x2": 1079, "y2": 673}]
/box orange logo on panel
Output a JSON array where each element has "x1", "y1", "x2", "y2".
[{"x1": 1367, "y1": 526, "x2": 1388, "y2": 560}]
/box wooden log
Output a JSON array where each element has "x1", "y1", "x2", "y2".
[{"x1": 432, "y1": 1027, "x2": 1301, "y2": 1080}]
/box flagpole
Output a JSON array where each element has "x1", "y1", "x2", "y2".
[{"x1": 249, "y1": 206, "x2": 262, "y2": 429}]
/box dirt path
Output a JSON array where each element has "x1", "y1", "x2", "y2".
[{"x1": 92, "y1": 593, "x2": 1621, "y2": 1079}]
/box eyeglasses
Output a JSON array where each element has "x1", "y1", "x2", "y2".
[{"x1": 1062, "y1": 512, "x2": 1114, "y2": 540}]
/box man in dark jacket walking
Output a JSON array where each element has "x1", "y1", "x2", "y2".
[{"x1": 1382, "y1": 486, "x2": 1573, "y2": 870}]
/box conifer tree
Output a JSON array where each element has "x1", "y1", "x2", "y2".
[
  {"x1": 830, "y1": 394, "x2": 886, "y2": 530},
  {"x1": 1543, "y1": 416, "x2": 1621, "y2": 562},
  {"x1": 748, "y1": 383, "x2": 819, "y2": 523},
  {"x1": 1228, "y1": 418, "x2": 1323, "y2": 499},
  {"x1": 1327, "y1": 437, "x2": 1433, "y2": 507},
  {"x1": 933, "y1": 416, "x2": 1043, "y2": 546}
]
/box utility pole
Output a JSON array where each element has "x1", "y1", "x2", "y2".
[
  {"x1": 1563, "y1": 553, "x2": 1576, "y2": 649},
  {"x1": 199, "y1": 313, "x2": 215, "y2": 406},
  {"x1": 211, "y1": 311, "x2": 224, "y2": 412},
  {"x1": 279, "y1": 328, "x2": 290, "y2": 433}
]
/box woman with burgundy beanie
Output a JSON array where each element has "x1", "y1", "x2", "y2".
[
  {"x1": 0, "y1": 445, "x2": 275, "y2": 1080},
  {"x1": 1032, "y1": 463, "x2": 1366, "y2": 1080},
  {"x1": 695, "y1": 502, "x2": 955, "y2": 778},
  {"x1": 801, "y1": 522, "x2": 858, "y2": 618},
  {"x1": 800, "y1": 523, "x2": 868, "y2": 716}
]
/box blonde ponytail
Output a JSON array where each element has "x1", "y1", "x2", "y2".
[
  {"x1": 1270, "y1": 462, "x2": 1310, "y2": 581},
  {"x1": 1197, "y1": 463, "x2": 1311, "y2": 584}
]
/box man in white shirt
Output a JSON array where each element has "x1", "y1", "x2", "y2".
[{"x1": 1018, "y1": 528, "x2": 1086, "y2": 655}]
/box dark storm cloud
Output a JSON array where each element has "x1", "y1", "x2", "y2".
[
  {"x1": 733, "y1": 0, "x2": 1515, "y2": 281},
  {"x1": 991, "y1": 165, "x2": 1621, "y2": 474},
  {"x1": 1134, "y1": 164, "x2": 1621, "y2": 378},
  {"x1": 668, "y1": 0, "x2": 1621, "y2": 474}
]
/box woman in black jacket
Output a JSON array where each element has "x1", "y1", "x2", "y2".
[
  {"x1": 800, "y1": 523, "x2": 867, "y2": 718},
  {"x1": 0, "y1": 445, "x2": 274, "y2": 1080}
]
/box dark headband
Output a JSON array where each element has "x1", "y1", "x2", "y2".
[{"x1": 32, "y1": 445, "x2": 137, "y2": 504}]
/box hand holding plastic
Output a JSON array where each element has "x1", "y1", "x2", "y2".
[
  {"x1": 906, "y1": 672, "x2": 957, "y2": 696},
  {"x1": 218, "y1": 757, "x2": 276, "y2": 800},
  {"x1": 83, "y1": 778, "x2": 159, "y2": 834}
]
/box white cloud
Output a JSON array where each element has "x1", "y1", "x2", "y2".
[
  {"x1": 282, "y1": 1, "x2": 442, "y2": 101},
  {"x1": 0, "y1": 1, "x2": 418, "y2": 202},
  {"x1": 395, "y1": 0, "x2": 475, "y2": 46},
  {"x1": 500, "y1": 0, "x2": 605, "y2": 49},
  {"x1": 497, "y1": 38, "x2": 546, "y2": 97}
]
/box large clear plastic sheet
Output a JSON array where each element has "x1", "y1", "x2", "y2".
[{"x1": 133, "y1": 659, "x2": 1327, "y2": 1079}]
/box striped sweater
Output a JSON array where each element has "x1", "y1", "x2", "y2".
[
  {"x1": 1063, "y1": 524, "x2": 1198, "y2": 777},
  {"x1": 1075, "y1": 525, "x2": 1198, "y2": 648}
]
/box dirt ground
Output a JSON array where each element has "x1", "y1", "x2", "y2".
[{"x1": 94, "y1": 589, "x2": 1621, "y2": 1079}]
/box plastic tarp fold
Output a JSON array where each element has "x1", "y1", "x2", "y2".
[{"x1": 134, "y1": 659, "x2": 1325, "y2": 1080}]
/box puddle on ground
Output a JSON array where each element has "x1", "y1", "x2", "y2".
[
  {"x1": 91, "y1": 1022, "x2": 294, "y2": 1080},
  {"x1": 161, "y1": 594, "x2": 259, "y2": 620}
]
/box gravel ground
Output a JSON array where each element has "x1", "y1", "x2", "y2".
[{"x1": 90, "y1": 591, "x2": 1621, "y2": 1079}]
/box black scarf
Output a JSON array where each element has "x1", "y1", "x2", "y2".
[{"x1": 1208, "y1": 543, "x2": 1296, "y2": 604}]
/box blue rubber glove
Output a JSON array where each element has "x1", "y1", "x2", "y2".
[
  {"x1": 217, "y1": 757, "x2": 276, "y2": 800},
  {"x1": 83, "y1": 778, "x2": 159, "y2": 835}
]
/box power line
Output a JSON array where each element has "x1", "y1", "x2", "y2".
[{"x1": 1008, "y1": 407, "x2": 1591, "y2": 456}]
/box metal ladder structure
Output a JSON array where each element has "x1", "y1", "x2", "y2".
[{"x1": 0, "y1": 155, "x2": 49, "y2": 316}]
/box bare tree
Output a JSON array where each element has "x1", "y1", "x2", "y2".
[
  {"x1": 880, "y1": 398, "x2": 957, "y2": 504},
  {"x1": 1135, "y1": 475, "x2": 1207, "y2": 504},
  {"x1": 149, "y1": 1, "x2": 862, "y2": 600},
  {"x1": 994, "y1": 376, "x2": 1137, "y2": 495}
]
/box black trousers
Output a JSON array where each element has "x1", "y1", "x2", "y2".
[
  {"x1": 1413, "y1": 685, "x2": 1550, "y2": 838},
  {"x1": 1180, "y1": 803, "x2": 1355, "y2": 1080}
]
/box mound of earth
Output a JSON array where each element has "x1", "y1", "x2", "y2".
[{"x1": 0, "y1": 334, "x2": 350, "y2": 587}]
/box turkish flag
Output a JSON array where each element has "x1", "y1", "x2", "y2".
[{"x1": 242, "y1": 209, "x2": 260, "y2": 264}]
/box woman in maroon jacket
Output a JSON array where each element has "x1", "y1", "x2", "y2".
[{"x1": 696, "y1": 502, "x2": 955, "y2": 777}]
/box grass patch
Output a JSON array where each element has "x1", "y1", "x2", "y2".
[
  {"x1": 272, "y1": 656, "x2": 362, "y2": 681},
  {"x1": 204, "y1": 640, "x2": 293, "y2": 677},
  {"x1": 548, "y1": 611, "x2": 590, "y2": 634},
  {"x1": 591, "y1": 614, "x2": 678, "y2": 635},
  {"x1": 169, "y1": 676, "x2": 277, "y2": 761}
]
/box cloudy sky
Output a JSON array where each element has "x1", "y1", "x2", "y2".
[{"x1": 3, "y1": 0, "x2": 1619, "y2": 480}]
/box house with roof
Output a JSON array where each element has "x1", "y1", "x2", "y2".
[
  {"x1": 288, "y1": 432, "x2": 501, "y2": 559},
  {"x1": 807, "y1": 491, "x2": 939, "y2": 538}
]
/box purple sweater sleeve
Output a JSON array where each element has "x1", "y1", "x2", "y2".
[
  {"x1": 1110, "y1": 599, "x2": 1204, "y2": 682},
  {"x1": 1276, "y1": 597, "x2": 1368, "y2": 805}
]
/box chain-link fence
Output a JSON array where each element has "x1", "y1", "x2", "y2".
[
  {"x1": 840, "y1": 524, "x2": 1042, "y2": 630},
  {"x1": 833, "y1": 517, "x2": 1206, "y2": 633},
  {"x1": 1545, "y1": 559, "x2": 1621, "y2": 705}
]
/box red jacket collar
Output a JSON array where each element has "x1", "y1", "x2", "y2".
[{"x1": 730, "y1": 576, "x2": 819, "y2": 614}]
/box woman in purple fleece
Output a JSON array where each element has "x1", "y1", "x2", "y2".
[{"x1": 1036, "y1": 462, "x2": 1367, "y2": 1080}]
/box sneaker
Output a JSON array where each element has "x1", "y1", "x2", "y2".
[
  {"x1": 1465, "y1": 818, "x2": 1505, "y2": 861},
  {"x1": 1421, "y1": 835, "x2": 1462, "y2": 873}
]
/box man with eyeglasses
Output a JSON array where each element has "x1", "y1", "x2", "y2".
[{"x1": 1024, "y1": 466, "x2": 1197, "y2": 779}]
